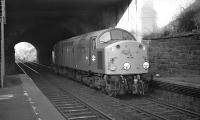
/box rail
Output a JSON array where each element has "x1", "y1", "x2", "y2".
[
  {"x1": 17, "y1": 62, "x2": 114, "y2": 120},
  {"x1": 18, "y1": 62, "x2": 200, "y2": 120}
]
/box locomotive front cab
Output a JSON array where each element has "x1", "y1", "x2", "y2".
[
  {"x1": 97, "y1": 28, "x2": 150, "y2": 95},
  {"x1": 105, "y1": 41, "x2": 149, "y2": 75},
  {"x1": 98, "y1": 28, "x2": 149, "y2": 75}
]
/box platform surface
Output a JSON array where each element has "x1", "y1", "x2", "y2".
[
  {"x1": 0, "y1": 74, "x2": 65, "y2": 120},
  {"x1": 154, "y1": 75, "x2": 200, "y2": 88}
]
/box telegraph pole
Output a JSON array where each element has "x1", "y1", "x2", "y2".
[{"x1": 1, "y1": 0, "x2": 5, "y2": 88}]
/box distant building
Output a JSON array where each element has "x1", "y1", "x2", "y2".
[{"x1": 141, "y1": 1, "x2": 157, "y2": 35}]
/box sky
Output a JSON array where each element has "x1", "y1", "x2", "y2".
[
  {"x1": 154, "y1": 0, "x2": 195, "y2": 27},
  {"x1": 116, "y1": 0, "x2": 195, "y2": 39}
]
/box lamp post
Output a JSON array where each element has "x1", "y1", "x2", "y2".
[{"x1": 1, "y1": 0, "x2": 5, "y2": 88}]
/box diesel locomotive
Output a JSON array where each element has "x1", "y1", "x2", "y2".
[{"x1": 53, "y1": 28, "x2": 150, "y2": 96}]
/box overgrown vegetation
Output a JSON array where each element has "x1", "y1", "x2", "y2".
[
  {"x1": 143, "y1": 5, "x2": 200, "y2": 39},
  {"x1": 177, "y1": 8, "x2": 200, "y2": 32}
]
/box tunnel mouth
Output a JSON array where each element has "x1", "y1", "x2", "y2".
[{"x1": 14, "y1": 42, "x2": 37, "y2": 63}]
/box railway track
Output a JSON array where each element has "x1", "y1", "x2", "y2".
[
  {"x1": 17, "y1": 62, "x2": 114, "y2": 120},
  {"x1": 52, "y1": 76, "x2": 200, "y2": 120},
  {"x1": 119, "y1": 96, "x2": 200, "y2": 120},
  {"x1": 18, "y1": 62, "x2": 200, "y2": 120},
  {"x1": 35, "y1": 79, "x2": 114, "y2": 120},
  {"x1": 43, "y1": 78, "x2": 168, "y2": 120}
]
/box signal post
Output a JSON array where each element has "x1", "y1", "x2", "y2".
[{"x1": 1, "y1": 0, "x2": 5, "y2": 88}]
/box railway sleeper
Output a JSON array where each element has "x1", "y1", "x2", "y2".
[
  {"x1": 63, "y1": 108, "x2": 92, "y2": 115},
  {"x1": 53, "y1": 100, "x2": 77, "y2": 104},
  {"x1": 68, "y1": 115, "x2": 98, "y2": 120},
  {"x1": 57, "y1": 103, "x2": 82, "y2": 107},
  {"x1": 59, "y1": 105, "x2": 86, "y2": 110},
  {"x1": 68, "y1": 111, "x2": 93, "y2": 116}
]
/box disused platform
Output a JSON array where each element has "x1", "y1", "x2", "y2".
[
  {"x1": 153, "y1": 75, "x2": 200, "y2": 89},
  {"x1": 0, "y1": 74, "x2": 65, "y2": 120},
  {"x1": 150, "y1": 75, "x2": 200, "y2": 113},
  {"x1": 151, "y1": 75, "x2": 200, "y2": 98}
]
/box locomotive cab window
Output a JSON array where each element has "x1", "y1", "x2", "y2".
[
  {"x1": 99, "y1": 29, "x2": 136, "y2": 43},
  {"x1": 99, "y1": 32, "x2": 111, "y2": 43},
  {"x1": 123, "y1": 31, "x2": 136, "y2": 40},
  {"x1": 111, "y1": 30, "x2": 123, "y2": 40},
  {"x1": 111, "y1": 30, "x2": 135, "y2": 40}
]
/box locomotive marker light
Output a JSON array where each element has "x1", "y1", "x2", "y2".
[
  {"x1": 143, "y1": 62, "x2": 149, "y2": 69},
  {"x1": 116, "y1": 45, "x2": 120, "y2": 49},
  {"x1": 139, "y1": 44, "x2": 146, "y2": 50},
  {"x1": 123, "y1": 62, "x2": 131, "y2": 70}
]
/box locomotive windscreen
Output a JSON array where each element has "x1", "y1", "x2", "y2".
[{"x1": 99, "y1": 29, "x2": 135, "y2": 43}]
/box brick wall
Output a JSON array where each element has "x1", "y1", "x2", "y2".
[{"x1": 144, "y1": 32, "x2": 200, "y2": 77}]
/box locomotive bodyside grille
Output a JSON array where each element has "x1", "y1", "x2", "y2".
[{"x1": 97, "y1": 51, "x2": 103, "y2": 70}]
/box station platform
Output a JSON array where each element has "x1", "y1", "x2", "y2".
[
  {"x1": 0, "y1": 74, "x2": 65, "y2": 120},
  {"x1": 153, "y1": 75, "x2": 200, "y2": 89}
]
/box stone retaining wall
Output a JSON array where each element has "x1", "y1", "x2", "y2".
[{"x1": 144, "y1": 32, "x2": 200, "y2": 77}]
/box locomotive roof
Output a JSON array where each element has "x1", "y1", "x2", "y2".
[{"x1": 55, "y1": 28, "x2": 133, "y2": 47}]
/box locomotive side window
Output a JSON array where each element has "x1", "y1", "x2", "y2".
[
  {"x1": 99, "y1": 32, "x2": 111, "y2": 43},
  {"x1": 92, "y1": 38, "x2": 96, "y2": 49}
]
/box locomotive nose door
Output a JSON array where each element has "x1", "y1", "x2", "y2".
[{"x1": 89, "y1": 37, "x2": 97, "y2": 70}]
